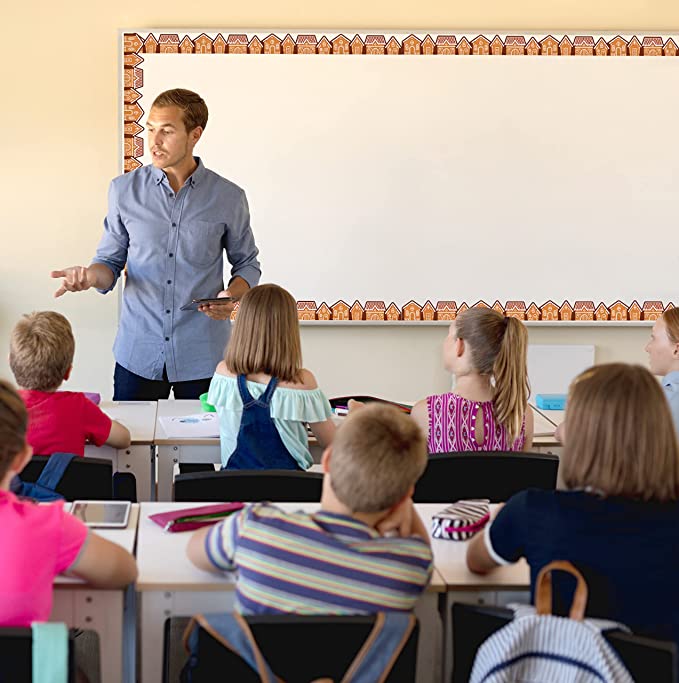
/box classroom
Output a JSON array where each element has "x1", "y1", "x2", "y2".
[{"x1": 4, "y1": 0, "x2": 679, "y2": 681}]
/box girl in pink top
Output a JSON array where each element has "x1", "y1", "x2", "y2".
[
  {"x1": 0, "y1": 380, "x2": 137, "y2": 627},
  {"x1": 411, "y1": 308, "x2": 534, "y2": 453}
]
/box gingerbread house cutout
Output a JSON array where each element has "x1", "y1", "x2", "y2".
[
  {"x1": 594, "y1": 37, "x2": 609, "y2": 56},
  {"x1": 436, "y1": 36, "x2": 457, "y2": 55},
  {"x1": 540, "y1": 35, "x2": 559, "y2": 55},
  {"x1": 574, "y1": 36, "x2": 594, "y2": 56},
  {"x1": 316, "y1": 303, "x2": 331, "y2": 321},
  {"x1": 574, "y1": 300, "x2": 595, "y2": 321},
  {"x1": 559, "y1": 301, "x2": 574, "y2": 320},
  {"x1": 526, "y1": 302, "x2": 540, "y2": 321},
  {"x1": 629, "y1": 300, "x2": 642, "y2": 320},
  {"x1": 263, "y1": 34, "x2": 282, "y2": 54},
  {"x1": 297, "y1": 301, "x2": 317, "y2": 321},
  {"x1": 213, "y1": 34, "x2": 227, "y2": 54},
  {"x1": 230, "y1": 301, "x2": 240, "y2": 322},
  {"x1": 505, "y1": 36, "x2": 526, "y2": 56},
  {"x1": 505, "y1": 300, "x2": 526, "y2": 319},
  {"x1": 143, "y1": 34, "x2": 158, "y2": 53},
  {"x1": 124, "y1": 88, "x2": 141, "y2": 105},
  {"x1": 609, "y1": 36, "x2": 628, "y2": 56},
  {"x1": 331, "y1": 34, "x2": 350, "y2": 54},
  {"x1": 457, "y1": 38, "x2": 472, "y2": 55},
  {"x1": 365, "y1": 35, "x2": 386, "y2": 55},
  {"x1": 628, "y1": 36, "x2": 642, "y2": 56},
  {"x1": 331, "y1": 300, "x2": 350, "y2": 321},
  {"x1": 609, "y1": 301, "x2": 629, "y2": 321},
  {"x1": 386, "y1": 37, "x2": 401, "y2": 55},
  {"x1": 227, "y1": 34, "x2": 248, "y2": 54},
  {"x1": 559, "y1": 36, "x2": 573, "y2": 55},
  {"x1": 159, "y1": 34, "x2": 180, "y2": 53},
  {"x1": 422, "y1": 300, "x2": 436, "y2": 320},
  {"x1": 350, "y1": 35, "x2": 365, "y2": 54},
  {"x1": 317, "y1": 37, "x2": 332, "y2": 55},
  {"x1": 124, "y1": 121, "x2": 143, "y2": 136},
  {"x1": 665, "y1": 302, "x2": 675, "y2": 312},
  {"x1": 472, "y1": 35, "x2": 490, "y2": 55},
  {"x1": 123, "y1": 68, "x2": 143, "y2": 89},
  {"x1": 490, "y1": 36, "x2": 504, "y2": 55},
  {"x1": 526, "y1": 38, "x2": 540, "y2": 56},
  {"x1": 350, "y1": 301, "x2": 365, "y2": 321},
  {"x1": 124, "y1": 34, "x2": 143, "y2": 53},
  {"x1": 643, "y1": 301, "x2": 664, "y2": 320},
  {"x1": 124, "y1": 52, "x2": 143, "y2": 67},
  {"x1": 436, "y1": 301, "x2": 457, "y2": 320},
  {"x1": 194, "y1": 34, "x2": 213, "y2": 54},
  {"x1": 664, "y1": 38, "x2": 678, "y2": 56},
  {"x1": 538, "y1": 301, "x2": 558, "y2": 320},
  {"x1": 365, "y1": 301, "x2": 386, "y2": 320},
  {"x1": 457, "y1": 302, "x2": 470, "y2": 315},
  {"x1": 642, "y1": 36, "x2": 663, "y2": 56},
  {"x1": 403, "y1": 34, "x2": 422, "y2": 55},
  {"x1": 179, "y1": 36, "x2": 194, "y2": 54},
  {"x1": 492, "y1": 300, "x2": 504, "y2": 314},
  {"x1": 385, "y1": 302, "x2": 401, "y2": 321},
  {"x1": 595, "y1": 302, "x2": 609, "y2": 321},
  {"x1": 248, "y1": 37, "x2": 263, "y2": 54},
  {"x1": 281, "y1": 34, "x2": 296, "y2": 54},
  {"x1": 422, "y1": 35, "x2": 436, "y2": 55},
  {"x1": 297, "y1": 35, "x2": 317, "y2": 55},
  {"x1": 472, "y1": 300, "x2": 491, "y2": 309},
  {"x1": 123, "y1": 136, "x2": 143, "y2": 158},
  {"x1": 402, "y1": 300, "x2": 423, "y2": 321}
]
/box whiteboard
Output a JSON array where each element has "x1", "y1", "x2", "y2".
[
  {"x1": 123, "y1": 31, "x2": 678, "y2": 312},
  {"x1": 527, "y1": 344, "x2": 595, "y2": 396}
]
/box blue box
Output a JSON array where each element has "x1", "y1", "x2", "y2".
[{"x1": 535, "y1": 394, "x2": 567, "y2": 410}]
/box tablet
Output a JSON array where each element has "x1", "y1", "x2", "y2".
[
  {"x1": 180, "y1": 297, "x2": 236, "y2": 312},
  {"x1": 71, "y1": 501, "x2": 131, "y2": 528}
]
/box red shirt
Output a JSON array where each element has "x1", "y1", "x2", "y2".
[{"x1": 19, "y1": 390, "x2": 112, "y2": 457}]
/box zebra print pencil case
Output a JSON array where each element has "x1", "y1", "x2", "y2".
[{"x1": 431, "y1": 499, "x2": 491, "y2": 541}]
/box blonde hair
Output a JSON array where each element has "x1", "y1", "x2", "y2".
[
  {"x1": 562, "y1": 363, "x2": 679, "y2": 502},
  {"x1": 455, "y1": 308, "x2": 529, "y2": 444},
  {"x1": 9, "y1": 311, "x2": 75, "y2": 391},
  {"x1": 0, "y1": 380, "x2": 28, "y2": 481},
  {"x1": 152, "y1": 89, "x2": 208, "y2": 132},
  {"x1": 329, "y1": 403, "x2": 428, "y2": 513},
  {"x1": 663, "y1": 308, "x2": 679, "y2": 345},
  {"x1": 224, "y1": 284, "x2": 303, "y2": 383}
]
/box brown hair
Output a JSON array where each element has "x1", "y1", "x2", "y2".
[
  {"x1": 455, "y1": 308, "x2": 529, "y2": 444},
  {"x1": 9, "y1": 311, "x2": 75, "y2": 392},
  {"x1": 0, "y1": 380, "x2": 28, "y2": 481},
  {"x1": 224, "y1": 284, "x2": 303, "y2": 383},
  {"x1": 152, "y1": 89, "x2": 208, "y2": 132},
  {"x1": 329, "y1": 403, "x2": 428, "y2": 513},
  {"x1": 664, "y1": 308, "x2": 679, "y2": 345},
  {"x1": 562, "y1": 363, "x2": 679, "y2": 502}
]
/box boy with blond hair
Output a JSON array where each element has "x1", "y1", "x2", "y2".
[
  {"x1": 188, "y1": 403, "x2": 433, "y2": 614},
  {"x1": 9, "y1": 311, "x2": 130, "y2": 456}
]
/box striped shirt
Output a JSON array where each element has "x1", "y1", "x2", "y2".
[{"x1": 205, "y1": 504, "x2": 433, "y2": 615}]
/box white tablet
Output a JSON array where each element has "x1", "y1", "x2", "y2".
[{"x1": 71, "y1": 501, "x2": 131, "y2": 528}]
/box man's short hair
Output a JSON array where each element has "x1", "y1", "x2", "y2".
[
  {"x1": 152, "y1": 89, "x2": 208, "y2": 132},
  {"x1": 329, "y1": 403, "x2": 428, "y2": 513},
  {"x1": 0, "y1": 380, "x2": 28, "y2": 481},
  {"x1": 9, "y1": 311, "x2": 75, "y2": 392}
]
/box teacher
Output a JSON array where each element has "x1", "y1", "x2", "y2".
[{"x1": 51, "y1": 89, "x2": 261, "y2": 401}]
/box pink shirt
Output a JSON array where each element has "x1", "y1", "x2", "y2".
[
  {"x1": 19, "y1": 390, "x2": 112, "y2": 457},
  {"x1": 0, "y1": 490, "x2": 88, "y2": 626}
]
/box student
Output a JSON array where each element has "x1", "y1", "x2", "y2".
[
  {"x1": 411, "y1": 308, "x2": 533, "y2": 452},
  {"x1": 467, "y1": 364, "x2": 679, "y2": 646},
  {"x1": 207, "y1": 284, "x2": 335, "y2": 470},
  {"x1": 187, "y1": 403, "x2": 433, "y2": 614},
  {"x1": 9, "y1": 311, "x2": 130, "y2": 456},
  {"x1": 645, "y1": 307, "x2": 679, "y2": 434},
  {"x1": 0, "y1": 379, "x2": 137, "y2": 626}
]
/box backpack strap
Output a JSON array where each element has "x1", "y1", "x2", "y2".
[
  {"x1": 535, "y1": 560, "x2": 588, "y2": 621},
  {"x1": 35, "y1": 453, "x2": 76, "y2": 491},
  {"x1": 341, "y1": 612, "x2": 416, "y2": 683}
]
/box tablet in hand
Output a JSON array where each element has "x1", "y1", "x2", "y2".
[{"x1": 180, "y1": 297, "x2": 237, "y2": 312}]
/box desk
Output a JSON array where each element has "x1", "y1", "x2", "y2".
[
  {"x1": 85, "y1": 401, "x2": 158, "y2": 501},
  {"x1": 529, "y1": 405, "x2": 562, "y2": 455},
  {"x1": 52, "y1": 505, "x2": 140, "y2": 683},
  {"x1": 137, "y1": 502, "x2": 445, "y2": 683}
]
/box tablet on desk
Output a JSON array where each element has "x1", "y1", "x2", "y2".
[
  {"x1": 71, "y1": 501, "x2": 131, "y2": 528},
  {"x1": 180, "y1": 297, "x2": 236, "y2": 312}
]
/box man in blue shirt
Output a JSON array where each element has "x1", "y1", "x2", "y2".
[{"x1": 51, "y1": 89, "x2": 261, "y2": 400}]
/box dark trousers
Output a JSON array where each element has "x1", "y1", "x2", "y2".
[{"x1": 113, "y1": 363, "x2": 212, "y2": 401}]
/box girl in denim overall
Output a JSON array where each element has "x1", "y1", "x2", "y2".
[{"x1": 207, "y1": 284, "x2": 336, "y2": 470}]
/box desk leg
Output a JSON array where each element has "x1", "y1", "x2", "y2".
[
  {"x1": 414, "y1": 591, "x2": 443, "y2": 683},
  {"x1": 156, "y1": 446, "x2": 176, "y2": 502},
  {"x1": 116, "y1": 445, "x2": 154, "y2": 502}
]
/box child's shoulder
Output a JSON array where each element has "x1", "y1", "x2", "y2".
[{"x1": 278, "y1": 369, "x2": 318, "y2": 391}]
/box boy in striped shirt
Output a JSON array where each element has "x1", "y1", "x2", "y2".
[{"x1": 187, "y1": 403, "x2": 433, "y2": 614}]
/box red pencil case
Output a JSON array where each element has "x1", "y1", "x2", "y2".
[{"x1": 149, "y1": 503, "x2": 245, "y2": 533}]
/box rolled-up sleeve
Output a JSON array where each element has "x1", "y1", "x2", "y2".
[
  {"x1": 224, "y1": 189, "x2": 261, "y2": 289},
  {"x1": 91, "y1": 179, "x2": 129, "y2": 293}
]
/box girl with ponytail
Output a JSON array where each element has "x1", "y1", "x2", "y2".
[{"x1": 411, "y1": 308, "x2": 533, "y2": 452}]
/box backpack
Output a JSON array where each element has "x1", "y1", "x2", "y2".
[
  {"x1": 11, "y1": 452, "x2": 75, "y2": 502},
  {"x1": 470, "y1": 560, "x2": 634, "y2": 683},
  {"x1": 181, "y1": 611, "x2": 416, "y2": 683}
]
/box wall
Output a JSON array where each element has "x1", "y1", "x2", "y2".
[{"x1": 3, "y1": 0, "x2": 673, "y2": 398}]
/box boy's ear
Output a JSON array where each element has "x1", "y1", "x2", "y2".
[
  {"x1": 63, "y1": 366, "x2": 72, "y2": 382},
  {"x1": 321, "y1": 447, "x2": 332, "y2": 473}
]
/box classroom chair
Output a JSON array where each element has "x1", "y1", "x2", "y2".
[
  {"x1": 451, "y1": 603, "x2": 677, "y2": 683},
  {"x1": 412, "y1": 452, "x2": 559, "y2": 503},
  {"x1": 163, "y1": 614, "x2": 419, "y2": 683},
  {"x1": 173, "y1": 469, "x2": 323, "y2": 503}
]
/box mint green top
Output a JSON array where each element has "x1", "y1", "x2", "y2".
[{"x1": 207, "y1": 373, "x2": 333, "y2": 469}]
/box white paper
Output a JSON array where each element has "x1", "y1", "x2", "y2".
[{"x1": 158, "y1": 413, "x2": 220, "y2": 438}]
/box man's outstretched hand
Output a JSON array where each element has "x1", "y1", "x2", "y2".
[{"x1": 51, "y1": 266, "x2": 94, "y2": 298}]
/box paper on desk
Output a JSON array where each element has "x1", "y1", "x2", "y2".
[{"x1": 159, "y1": 413, "x2": 220, "y2": 438}]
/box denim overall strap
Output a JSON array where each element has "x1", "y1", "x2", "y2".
[
  {"x1": 236, "y1": 373, "x2": 256, "y2": 405},
  {"x1": 260, "y1": 376, "x2": 279, "y2": 405}
]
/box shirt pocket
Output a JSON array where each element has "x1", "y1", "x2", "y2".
[{"x1": 180, "y1": 220, "x2": 225, "y2": 267}]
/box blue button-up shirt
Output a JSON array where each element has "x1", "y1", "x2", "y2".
[
  {"x1": 663, "y1": 371, "x2": 679, "y2": 437},
  {"x1": 92, "y1": 158, "x2": 261, "y2": 382}
]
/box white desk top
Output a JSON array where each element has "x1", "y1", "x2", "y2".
[
  {"x1": 100, "y1": 401, "x2": 158, "y2": 445},
  {"x1": 155, "y1": 400, "x2": 218, "y2": 446}
]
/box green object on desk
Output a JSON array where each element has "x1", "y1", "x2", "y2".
[{"x1": 199, "y1": 392, "x2": 216, "y2": 412}]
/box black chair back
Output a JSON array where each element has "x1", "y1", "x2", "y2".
[
  {"x1": 21, "y1": 455, "x2": 113, "y2": 501},
  {"x1": 0, "y1": 627, "x2": 76, "y2": 683},
  {"x1": 413, "y1": 451, "x2": 559, "y2": 503},
  {"x1": 173, "y1": 469, "x2": 324, "y2": 502},
  {"x1": 165, "y1": 615, "x2": 418, "y2": 683},
  {"x1": 452, "y1": 603, "x2": 677, "y2": 683}
]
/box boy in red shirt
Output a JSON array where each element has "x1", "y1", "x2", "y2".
[{"x1": 9, "y1": 311, "x2": 130, "y2": 456}]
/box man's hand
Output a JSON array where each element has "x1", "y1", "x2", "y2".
[
  {"x1": 51, "y1": 266, "x2": 95, "y2": 298},
  {"x1": 199, "y1": 290, "x2": 236, "y2": 320}
]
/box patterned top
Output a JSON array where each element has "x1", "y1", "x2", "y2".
[
  {"x1": 205, "y1": 504, "x2": 433, "y2": 615},
  {"x1": 426, "y1": 392, "x2": 525, "y2": 453}
]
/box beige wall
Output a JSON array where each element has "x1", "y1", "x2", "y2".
[{"x1": 3, "y1": 1, "x2": 674, "y2": 397}]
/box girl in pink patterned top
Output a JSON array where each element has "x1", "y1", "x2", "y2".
[{"x1": 411, "y1": 308, "x2": 533, "y2": 453}]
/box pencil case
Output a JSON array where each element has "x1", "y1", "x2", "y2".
[
  {"x1": 431, "y1": 499, "x2": 490, "y2": 541},
  {"x1": 329, "y1": 396, "x2": 412, "y2": 414},
  {"x1": 149, "y1": 503, "x2": 244, "y2": 532},
  {"x1": 535, "y1": 394, "x2": 567, "y2": 410}
]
